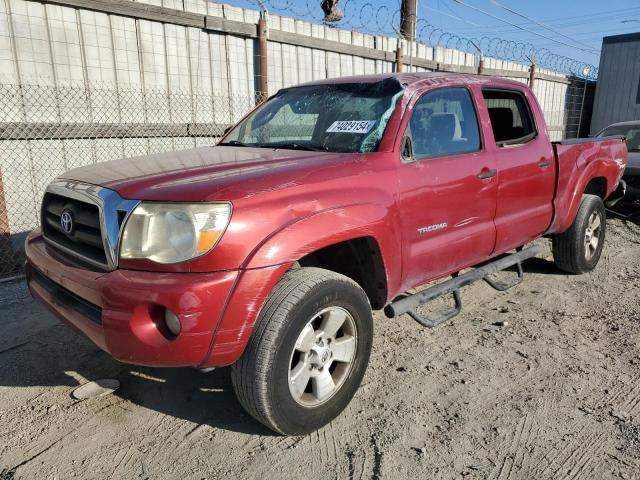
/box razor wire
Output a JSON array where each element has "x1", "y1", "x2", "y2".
[{"x1": 242, "y1": 0, "x2": 598, "y2": 79}]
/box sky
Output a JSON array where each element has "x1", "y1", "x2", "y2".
[{"x1": 220, "y1": 0, "x2": 640, "y2": 71}]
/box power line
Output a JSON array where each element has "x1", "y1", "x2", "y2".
[
  {"x1": 459, "y1": 16, "x2": 640, "y2": 38},
  {"x1": 467, "y1": 22, "x2": 640, "y2": 42},
  {"x1": 448, "y1": 0, "x2": 600, "y2": 55},
  {"x1": 424, "y1": 4, "x2": 483, "y2": 27},
  {"x1": 518, "y1": 27, "x2": 640, "y2": 46},
  {"x1": 443, "y1": 6, "x2": 640, "y2": 33}
]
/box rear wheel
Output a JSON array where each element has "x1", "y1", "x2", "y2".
[
  {"x1": 231, "y1": 267, "x2": 373, "y2": 435},
  {"x1": 552, "y1": 194, "x2": 606, "y2": 274}
]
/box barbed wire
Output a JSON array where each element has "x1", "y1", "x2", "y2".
[{"x1": 249, "y1": 0, "x2": 598, "y2": 79}]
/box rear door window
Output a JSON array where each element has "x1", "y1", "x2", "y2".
[
  {"x1": 483, "y1": 89, "x2": 536, "y2": 146},
  {"x1": 407, "y1": 87, "x2": 482, "y2": 159}
]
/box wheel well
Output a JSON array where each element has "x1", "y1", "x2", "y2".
[
  {"x1": 296, "y1": 237, "x2": 388, "y2": 310},
  {"x1": 584, "y1": 177, "x2": 607, "y2": 199}
]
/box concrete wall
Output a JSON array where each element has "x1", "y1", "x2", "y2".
[{"x1": 591, "y1": 33, "x2": 640, "y2": 134}]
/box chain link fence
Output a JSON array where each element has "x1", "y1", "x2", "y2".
[{"x1": 0, "y1": 82, "x2": 262, "y2": 279}]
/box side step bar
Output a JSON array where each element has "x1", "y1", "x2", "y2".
[{"x1": 384, "y1": 245, "x2": 542, "y2": 328}]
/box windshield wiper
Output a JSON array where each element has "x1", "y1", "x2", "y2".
[
  {"x1": 259, "y1": 143, "x2": 330, "y2": 152},
  {"x1": 220, "y1": 141, "x2": 333, "y2": 152},
  {"x1": 219, "y1": 140, "x2": 251, "y2": 147}
]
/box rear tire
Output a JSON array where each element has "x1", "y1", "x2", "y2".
[
  {"x1": 231, "y1": 267, "x2": 373, "y2": 435},
  {"x1": 552, "y1": 194, "x2": 606, "y2": 274}
]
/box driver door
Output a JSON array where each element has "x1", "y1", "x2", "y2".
[{"x1": 397, "y1": 86, "x2": 498, "y2": 291}]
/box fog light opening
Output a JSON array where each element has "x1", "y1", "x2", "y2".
[
  {"x1": 164, "y1": 309, "x2": 182, "y2": 337},
  {"x1": 149, "y1": 304, "x2": 182, "y2": 340}
]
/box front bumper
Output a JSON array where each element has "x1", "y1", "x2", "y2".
[{"x1": 25, "y1": 232, "x2": 239, "y2": 367}]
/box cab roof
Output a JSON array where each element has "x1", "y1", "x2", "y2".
[{"x1": 295, "y1": 72, "x2": 529, "y2": 93}]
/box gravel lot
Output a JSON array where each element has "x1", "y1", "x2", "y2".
[{"x1": 1, "y1": 215, "x2": 640, "y2": 480}]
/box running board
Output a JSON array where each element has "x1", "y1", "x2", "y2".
[{"x1": 384, "y1": 245, "x2": 541, "y2": 328}]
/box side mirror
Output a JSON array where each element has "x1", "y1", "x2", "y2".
[
  {"x1": 401, "y1": 136, "x2": 413, "y2": 162},
  {"x1": 223, "y1": 125, "x2": 233, "y2": 136}
]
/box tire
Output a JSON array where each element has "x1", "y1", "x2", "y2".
[
  {"x1": 552, "y1": 194, "x2": 606, "y2": 274},
  {"x1": 231, "y1": 267, "x2": 373, "y2": 435}
]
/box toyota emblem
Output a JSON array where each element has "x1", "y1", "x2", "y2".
[{"x1": 60, "y1": 210, "x2": 74, "y2": 235}]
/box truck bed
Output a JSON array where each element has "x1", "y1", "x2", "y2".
[{"x1": 549, "y1": 135, "x2": 627, "y2": 233}]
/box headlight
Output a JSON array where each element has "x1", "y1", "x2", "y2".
[{"x1": 120, "y1": 203, "x2": 232, "y2": 264}]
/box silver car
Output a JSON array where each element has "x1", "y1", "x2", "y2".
[{"x1": 597, "y1": 120, "x2": 640, "y2": 201}]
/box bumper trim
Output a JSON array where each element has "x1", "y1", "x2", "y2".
[{"x1": 31, "y1": 268, "x2": 102, "y2": 325}]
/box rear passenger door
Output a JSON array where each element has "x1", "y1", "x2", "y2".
[
  {"x1": 482, "y1": 88, "x2": 556, "y2": 253},
  {"x1": 397, "y1": 86, "x2": 498, "y2": 290}
]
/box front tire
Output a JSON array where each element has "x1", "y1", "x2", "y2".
[
  {"x1": 231, "y1": 267, "x2": 373, "y2": 435},
  {"x1": 552, "y1": 194, "x2": 606, "y2": 274}
]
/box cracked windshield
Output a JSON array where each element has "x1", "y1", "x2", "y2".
[{"x1": 222, "y1": 78, "x2": 404, "y2": 153}]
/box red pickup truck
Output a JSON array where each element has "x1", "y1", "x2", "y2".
[{"x1": 25, "y1": 73, "x2": 627, "y2": 435}]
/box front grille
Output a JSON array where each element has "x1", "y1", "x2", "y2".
[
  {"x1": 31, "y1": 268, "x2": 102, "y2": 325},
  {"x1": 40, "y1": 180, "x2": 140, "y2": 270},
  {"x1": 41, "y1": 192, "x2": 108, "y2": 266}
]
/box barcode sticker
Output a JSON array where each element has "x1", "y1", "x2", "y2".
[{"x1": 326, "y1": 120, "x2": 377, "y2": 134}]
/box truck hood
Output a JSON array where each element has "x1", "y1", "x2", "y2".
[{"x1": 60, "y1": 146, "x2": 350, "y2": 201}]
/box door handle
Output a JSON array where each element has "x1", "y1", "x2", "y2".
[
  {"x1": 538, "y1": 159, "x2": 551, "y2": 169},
  {"x1": 477, "y1": 169, "x2": 497, "y2": 180}
]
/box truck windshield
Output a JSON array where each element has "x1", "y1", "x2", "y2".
[
  {"x1": 598, "y1": 125, "x2": 640, "y2": 152},
  {"x1": 221, "y1": 78, "x2": 404, "y2": 153}
]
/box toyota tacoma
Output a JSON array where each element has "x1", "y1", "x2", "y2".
[{"x1": 25, "y1": 73, "x2": 627, "y2": 435}]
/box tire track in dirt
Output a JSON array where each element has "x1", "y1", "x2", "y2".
[
  {"x1": 607, "y1": 377, "x2": 634, "y2": 406},
  {"x1": 533, "y1": 427, "x2": 608, "y2": 480},
  {"x1": 318, "y1": 421, "x2": 339, "y2": 466},
  {"x1": 111, "y1": 444, "x2": 143, "y2": 479},
  {"x1": 369, "y1": 434, "x2": 383, "y2": 480},
  {"x1": 567, "y1": 432, "x2": 610, "y2": 480},
  {"x1": 487, "y1": 365, "x2": 612, "y2": 480},
  {"x1": 552, "y1": 430, "x2": 608, "y2": 480},
  {"x1": 335, "y1": 432, "x2": 381, "y2": 480},
  {"x1": 614, "y1": 379, "x2": 640, "y2": 416},
  {"x1": 517, "y1": 398, "x2": 556, "y2": 476},
  {"x1": 490, "y1": 413, "x2": 535, "y2": 480}
]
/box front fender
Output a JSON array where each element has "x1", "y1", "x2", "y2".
[
  {"x1": 199, "y1": 203, "x2": 402, "y2": 367},
  {"x1": 245, "y1": 202, "x2": 400, "y2": 279}
]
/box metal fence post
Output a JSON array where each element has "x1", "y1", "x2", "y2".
[
  {"x1": 396, "y1": 41, "x2": 404, "y2": 73},
  {"x1": 528, "y1": 62, "x2": 536, "y2": 89},
  {"x1": 577, "y1": 77, "x2": 588, "y2": 138},
  {"x1": 478, "y1": 56, "x2": 484, "y2": 75},
  {"x1": 258, "y1": 13, "x2": 269, "y2": 103},
  {"x1": 0, "y1": 172, "x2": 16, "y2": 277}
]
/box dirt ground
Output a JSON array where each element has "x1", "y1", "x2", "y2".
[{"x1": 1, "y1": 215, "x2": 640, "y2": 480}]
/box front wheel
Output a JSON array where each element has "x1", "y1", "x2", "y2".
[
  {"x1": 231, "y1": 267, "x2": 373, "y2": 435},
  {"x1": 552, "y1": 194, "x2": 606, "y2": 274}
]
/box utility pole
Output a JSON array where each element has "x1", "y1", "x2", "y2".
[
  {"x1": 400, "y1": 0, "x2": 417, "y2": 41},
  {"x1": 256, "y1": 1, "x2": 269, "y2": 103},
  {"x1": 399, "y1": 0, "x2": 417, "y2": 72}
]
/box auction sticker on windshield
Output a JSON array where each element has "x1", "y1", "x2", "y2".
[{"x1": 327, "y1": 120, "x2": 377, "y2": 134}]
